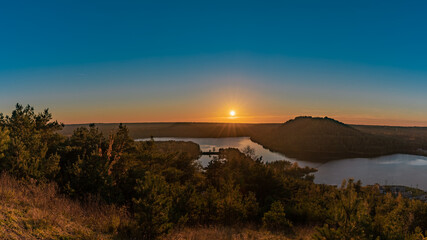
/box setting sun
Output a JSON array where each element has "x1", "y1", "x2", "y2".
[{"x1": 229, "y1": 110, "x2": 236, "y2": 117}]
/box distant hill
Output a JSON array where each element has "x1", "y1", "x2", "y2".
[
  {"x1": 60, "y1": 117, "x2": 427, "y2": 162},
  {"x1": 281, "y1": 116, "x2": 361, "y2": 136},
  {"x1": 250, "y1": 116, "x2": 413, "y2": 161}
]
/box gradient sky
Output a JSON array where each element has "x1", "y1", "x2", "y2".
[{"x1": 1, "y1": 1, "x2": 427, "y2": 125}]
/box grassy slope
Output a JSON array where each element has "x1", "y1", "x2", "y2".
[
  {"x1": 0, "y1": 173, "x2": 128, "y2": 240},
  {"x1": 163, "y1": 226, "x2": 314, "y2": 240}
]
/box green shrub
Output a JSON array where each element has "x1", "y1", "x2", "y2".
[
  {"x1": 262, "y1": 201, "x2": 293, "y2": 232},
  {"x1": 131, "y1": 171, "x2": 173, "y2": 239}
]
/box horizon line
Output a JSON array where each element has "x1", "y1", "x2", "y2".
[{"x1": 62, "y1": 121, "x2": 427, "y2": 128}]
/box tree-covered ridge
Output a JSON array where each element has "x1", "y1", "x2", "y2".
[
  {"x1": 284, "y1": 116, "x2": 350, "y2": 128},
  {"x1": 0, "y1": 104, "x2": 427, "y2": 239},
  {"x1": 251, "y1": 116, "x2": 412, "y2": 161},
  {"x1": 61, "y1": 118, "x2": 427, "y2": 162}
]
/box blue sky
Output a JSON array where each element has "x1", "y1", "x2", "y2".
[{"x1": 1, "y1": 1, "x2": 427, "y2": 125}]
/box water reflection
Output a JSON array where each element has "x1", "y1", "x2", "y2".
[
  {"x1": 136, "y1": 137, "x2": 427, "y2": 191},
  {"x1": 315, "y1": 154, "x2": 427, "y2": 190}
]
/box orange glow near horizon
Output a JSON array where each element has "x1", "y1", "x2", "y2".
[
  {"x1": 51, "y1": 105, "x2": 427, "y2": 127},
  {"x1": 55, "y1": 112, "x2": 427, "y2": 127},
  {"x1": 17, "y1": 82, "x2": 427, "y2": 127}
]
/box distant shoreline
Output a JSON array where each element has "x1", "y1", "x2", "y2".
[
  {"x1": 62, "y1": 122, "x2": 427, "y2": 128},
  {"x1": 60, "y1": 119, "x2": 427, "y2": 162}
]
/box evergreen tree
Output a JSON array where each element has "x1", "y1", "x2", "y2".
[
  {"x1": 59, "y1": 124, "x2": 134, "y2": 201},
  {"x1": 262, "y1": 201, "x2": 293, "y2": 232},
  {"x1": 132, "y1": 171, "x2": 173, "y2": 240},
  {"x1": 0, "y1": 104, "x2": 63, "y2": 180},
  {"x1": 0, "y1": 126, "x2": 10, "y2": 160},
  {"x1": 314, "y1": 179, "x2": 374, "y2": 240}
]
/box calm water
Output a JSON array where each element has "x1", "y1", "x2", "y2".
[{"x1": 136, "y1": 137, "x2": 427, "y2": 191}]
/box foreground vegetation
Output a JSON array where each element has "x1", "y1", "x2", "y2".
[{"x1": 1, "y1": 104, "x2": 427, "y2": 239}]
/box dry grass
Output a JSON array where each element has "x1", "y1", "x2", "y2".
[
  {"x1": 0, "y1": 172, "x2": 129, "y2": 240},
  {"x1": 163, "y1": 226, "x2": 315, "y2": 240}
]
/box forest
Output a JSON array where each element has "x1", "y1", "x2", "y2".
[{"x1": 0, "y1": 104, "x2": 427, "y2": 239}]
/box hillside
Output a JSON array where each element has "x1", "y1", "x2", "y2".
[
  {"x1": 251, "y1": 116, "x2": 412, "y2": 161},
  {"x1": 60, "y1": 118, "x2": 427, "y2": 162}
]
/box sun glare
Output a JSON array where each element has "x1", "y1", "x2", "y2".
[{"x1": 229, "y1": 110, "x2": 236, "y2": 117}]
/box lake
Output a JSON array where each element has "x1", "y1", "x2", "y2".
[{"x1": 136, "y1": 137, "x2": 427, "y2": 191}]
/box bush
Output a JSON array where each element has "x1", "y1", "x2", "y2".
[
  {"x1": 262, "y1": 201, "x2": 293, "y2": 232},
  {"x1": 131, "y1": 172, "x2": 173, "y2": 239}
]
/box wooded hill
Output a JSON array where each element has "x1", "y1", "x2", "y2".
[
  {"x1": 250, "y1": 117, "x2": 414, "y2": 161},
  {"x1": 61, "y1": 117, "x2": 427, "y2": 161}
]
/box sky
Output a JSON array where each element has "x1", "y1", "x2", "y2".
[{"x1": 1, "y1": 0, "x2": 427, "y2": 125}]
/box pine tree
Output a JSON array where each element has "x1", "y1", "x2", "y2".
[
  {"x1": 132, "y1": 171, "x2": 173, "y2": 239},
  {"x1": 0, "y1": 104, "x2": 63, "y2": 180},
  {"x1": 262, "y1": 201, "x2": 293, "y2": 232},
  {"x1": 0, "y1": 126, "x2": 10, "y2": 160}
]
